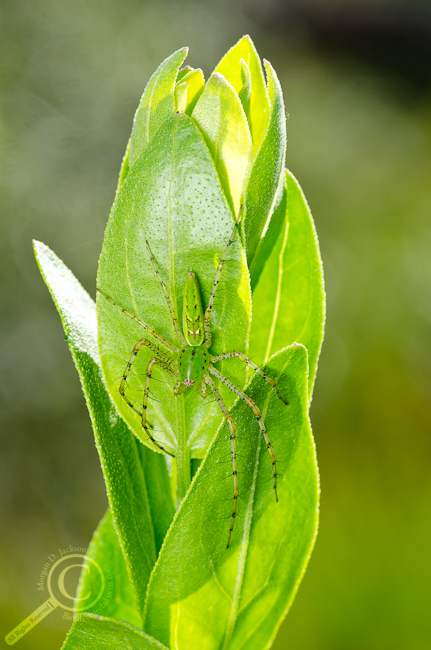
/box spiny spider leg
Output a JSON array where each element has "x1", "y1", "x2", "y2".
[
  {"x1": 119, "y1": 337, "x2": 175, "y2": 404},
  {"x1": 173, "y1": 378, "x2": 186, "y2": 395},
  {"x1": 119, "y1": 338, "x2": 176, "y2": 456},
  {"x1": 204, "y1": 374, "x2": 238, "y2": 549},
  {"x1": 145, "y1": 240, "x2": 187, "y2": 347},
  {"x1": 97, "y1": 288, "x2": 178, "y2": 353},
  {"x1": 199, "y1": 380, "x2": 207, "y2": 398},
  {"x1": 210, "y1": 351, "x2": 287, "y2": 405},
  {"x1": 203, "y1": 208, "x2": 242, "y2": 350},
  {"x1": 208, "y1": 365, "x2": 279, "y2": 503},
  {"x1": 141, "y1": 357, "x2": 176, "y2": 456}
]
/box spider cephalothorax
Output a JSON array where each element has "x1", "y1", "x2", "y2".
[{"x1": 98, "y1": 214, "x2": 287, "y2": 547}]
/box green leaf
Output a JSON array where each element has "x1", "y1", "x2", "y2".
[
  {"x1": 97, "y1": 113, "x2": 251, "y2": 459},
  {"x1": 192, "y1": 72, "x2": 252, "y2": 214},
  {"x1": 244, "y1": 60, "x2": 287, "y2": 272},
  {"x1": 75, "y1": 510, "x2": 141, "y2": 627},
  {"x1": 176, "y1": 66, "x2": 193, "y2": 82},
  {"x1": 123, "y1": 47, "x2": 188, "y2": 177},
  {"x1": 75, "y1": 454, "x2": 174, "y2": 626},
  {"x1": 248, "y1": 175, "x2": 287, "y2": 291},
  {"x1": 116, "y1": 140, "x2": 131, "y2": 196},
  {"x1": 214, "y1": 35, "x2": 269, "y2": 153},
  {"x1": 144, "y1": 344, "x2": 319, "y2": 650},
  {"x1": 238, "y1": 59, "x2": 252, "y2": 126},
  {"x1": 61, "y1": 614, "x2": 168, "y2": 650},
  {"x1": 249, "y1": 170, "x2": 326, "y2": 397},
  {"x1": 138, "y1": 444, "x2": 175, "y2": 553},
  {"x1": 174, "y1": 68, "x2": 205, "y2": 115},
  {"x1": 33, "y1": 241, "x2": 159, "y2": 616}
]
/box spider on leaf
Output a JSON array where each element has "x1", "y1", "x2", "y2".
[{"x1": 98, "y1": 210, "x2": 287, "y2": 547}]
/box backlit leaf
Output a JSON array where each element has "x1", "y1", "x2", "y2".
[
  {"x1": 97, "y1": 113, "x2": 252, "y2": 459},
  {"x1": 75, "y1": 510, "x2": 141, "y2": 627},
  {"x1": 34, "y1": 242, "x2": 162, "y2": 616},
  {"x1": 192, "y1": 72, "x2": 252, "y2": 214},
  {"x1": 215, "y1": 35, "x2": 269, "y2": 153},
  {"x1": 249, "y1": 170, "x2": 325, "y2": 397},
  {"x1": 117, "y1": 47, "x2": 188, "y2": 188},
  {"x1": 175, "y1": 68, "x2": 205, "y2": 115},
  {"x1": 244, "y1": 60, "x2": 287, "y2": 272},
  {"x1": 61, "y1": 614, "x2": 168, "y2": 650},
  {"x1": 144, "y1": 344, "x2": 319, "y2": 650}
]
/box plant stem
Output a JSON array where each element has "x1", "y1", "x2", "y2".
[{"x1": 175, "y1": 416, "x2": 191, "y2": 508}]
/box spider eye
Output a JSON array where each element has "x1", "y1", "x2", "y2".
[{"x1": 184, "y1": 379, "x2": 194, "y2": 386}]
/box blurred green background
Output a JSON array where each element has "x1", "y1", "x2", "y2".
[{"x1": 1, "y1": 0, "x2": 430, "y2": 648}]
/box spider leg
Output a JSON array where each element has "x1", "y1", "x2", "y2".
[
  {"x1": 145, "y1": 240, "x2": 187, "y2": 347},
  {"x1": 204, "y1": 374, "x2": 238, "y2": 549},
  {"x1": 173, "y1": 378, "x2": 187, "y2": 395},
  {"x1": 197, "y1": 379, "x2": 207, "y2": 398},
  {"x1": 119, "y1": 338, "x2": 176, "y2": 456},
  {"x1": 203, "y1": 207, "x2": 242, "y2": 349},
  {"x1": 210, "y1": 351, "x2": 287, "y2": 405},
  {"x1": 97, "y1": 288, "x2": 179, "y2": 353},
  {"x1": 119, "y1": 338, "x2": 175, "y2": 404},
  {"x1": 141, "y1": 357, "x2": 176, "y2": 456},
  {"x1": 208, "y1": 365, "x2": 279, "y2": 502}
]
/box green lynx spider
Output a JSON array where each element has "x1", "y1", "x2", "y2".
[{"x1": 98, "y1": 215, "x2": 287, "y2": 547}]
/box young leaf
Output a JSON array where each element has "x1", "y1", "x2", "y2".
[
  {"x1": 214, "y1": 35, "x2": 269, "y2": 152},
  {"x1": 244, "y1": 60, "x2": 287, "y2": 272},
  {"x1": 176, "y1": 66, "x2": 193, "y2": 82},
  {"x1": 117, "y1": 47, "x2": 189, "y2": 188},
  {"x1": 61, "y1": 614, "x2": 168, "y2": 650},
  {"x1": 33, "y1": 241, "x2": 161, "y2": 616},
  {"x1": 174, "y1": 68, "x2": 205, "y2": 115},
  {"x1": 249, "y1": 170, "x2": 326, "y2": 397},
  {"x1": 238, "y1": 59, "x2": 252, "y2": 127},
  {"x1": 128, "y1": 47, "x2": 188, "y2": 168},
  {"x1": 144, "y1": 344, "x2": 319, "y2": 650},
  {"x1": 97, "y1": 113, "x2": 251, "y2": 459},
  {"x1": 192, "y1": 72, "x2": 253, "y2": 214},
  {"x1": 75, "y1": 509, "x2": 141, "y2": 627}
]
